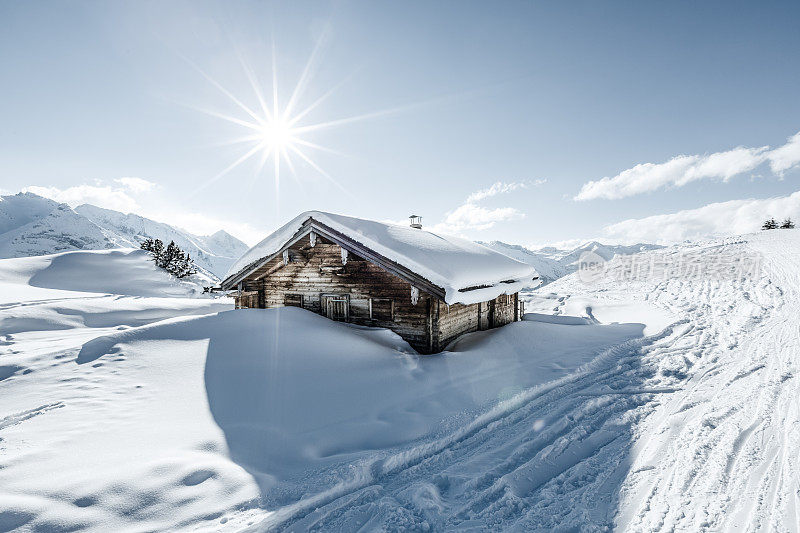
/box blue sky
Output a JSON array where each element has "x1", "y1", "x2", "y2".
[{"x1": 2, "y1": 1, "x2": 799, "y2": 246}]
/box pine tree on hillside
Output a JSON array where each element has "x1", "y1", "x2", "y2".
[
  {"x1": 762, "y1": 218, "x2": 778, "y2": 230},
  {"x1": 140, "y1": 238, "x2": 196, "y2": 278},
  {"x1": 177, "y1": 253, "x2": 197, "y2": 278},
  {"x1": 140, "y1": 237, "x2": 155, "y2": 254},
  {"x1": 140, "y1": 238, "x2": 164, "y2": 262},
  {"x1": 158, "y1": 240, "x2": 176, "y2": 270},
  {"x1": 780, "y1": 218, "x2": 795, "y2": 229}
]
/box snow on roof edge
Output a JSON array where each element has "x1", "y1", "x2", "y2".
[{"x1": 223, "y1": 210, "x2": 538, "y2": 305}]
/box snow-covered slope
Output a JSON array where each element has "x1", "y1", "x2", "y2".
[
  {"x1": 479, "y1": 241, "x2": 568, "y2": 284},
  {"x1": 0, "y1": 247, "x2": 639, "y2": 531},
  {"x1": 482, "y1": 239, "x2": 663, "y2": 285},
  {"x1": 0, "y1": 192, "x2": 248, "y2": 279},
  {"x1": 76, "y1": 204, "x2": 248, "y2": 279},
  {"x1": 3, "y1": 229, "x2": 800, "y2": 531},
  {"x1": 520, "y1": 230, "x2": 800, "y2": 530}
]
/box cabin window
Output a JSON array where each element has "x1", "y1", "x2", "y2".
[
  {"x1": 284, "y1": 293, "x2": 303, "y2": 307},
  {"x1": 238, "y1": 292, "x2": 258, "y2": 309},
  {"x1": 322, "y1": 294, "x2": 349, "y2": 321},
  {"x1": 370, "y1": 298, "x2": 393, "y2": 321}
]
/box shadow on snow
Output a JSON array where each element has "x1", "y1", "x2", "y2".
[{"x1": 76, "y1": 306, "x2": 659, "y2": 530}]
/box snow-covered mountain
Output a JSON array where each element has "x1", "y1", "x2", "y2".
[
  {"x1": 478, "y1": 241, "x2": 569, "y2": 284},
  {"x1": 481, "y1": 240, "x2": 663, "y2": 285},
  {"x1": 75, "y1": 204, "x2": 248, "y2": 279},
  {"x1": 0, "y1": 193, "x2": 110, "y2": 258},
  {"x1": 0, "y1": 192, "x2": 248, "y2": 279}
]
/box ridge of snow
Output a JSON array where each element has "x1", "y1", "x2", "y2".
[
  {"x1": 225, "y1": 210, "x2": 538, "y2": 305},
  {"x1": 0, "y1": 248, "x2": 215, "y2": 302}
]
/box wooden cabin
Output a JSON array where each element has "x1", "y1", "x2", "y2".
[{"x1": 220, "y1": 211, "x2": 538, "y2": 354}]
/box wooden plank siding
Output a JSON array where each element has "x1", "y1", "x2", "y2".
[
  {"x1": 434, "y1": 293, "x2": 517, "y2": 350},
  {"x1": 233, "y1": 233, "x2": 521, "y2": 354}
]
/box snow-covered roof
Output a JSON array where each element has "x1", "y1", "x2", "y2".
[{"x1": 223, "y1": 211, "x2": 538, "y2": 305}]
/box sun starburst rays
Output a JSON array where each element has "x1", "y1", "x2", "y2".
[
  {"x1": 187, "y1": 31, "x2": 445, "y2": 200},
  {"x1": 188, "y1": 41, "x2": 358, "y2": 196}
]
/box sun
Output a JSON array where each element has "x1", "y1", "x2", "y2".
[{"x1": 258, "y1": 116, "x2": 296, "y2": 151}]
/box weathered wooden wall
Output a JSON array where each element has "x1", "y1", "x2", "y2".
[
  {"x1": 235, "y1": 291, "x2": 259, "y2": 309},
  {"x1": 493, "y1": 293, "x2": 517, "y2": 325},
  {"x1": 237, "y1": 235, "x2": 433, "y2": 351},
  {"x1": 433, "y1": 293, "x2": 518, "y2": 350},
  {"x1": 435, "y1": 301, "x2": 479, "y2": 350},
  {"x1": 233, "y1": 233, "x2": 521, "y2": 354}
]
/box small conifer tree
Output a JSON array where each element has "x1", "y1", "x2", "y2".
[
  {"x1": 140, "y1": 238, "x2": 196, "y2": 278},
  {"x1": 780, "y1": 218, "x2": 795, "y2": 229},
  {"x1": 762, "y1": 218, "x2": 778, "y2": 230}
]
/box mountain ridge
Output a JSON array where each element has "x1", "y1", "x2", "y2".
[
  {"x1": 0, "y1": 192, "x2": 248, "y2": 279},
  {"x1": 480, "y1": 239, "x2": 664, "y2": 285}
]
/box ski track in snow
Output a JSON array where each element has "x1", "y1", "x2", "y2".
[
  {"x1": 238, "y1": 325, "x2": 686, "y2": 532},
  {"x1": 229, "y1": 233, "x2": 800, "y2": 532}
]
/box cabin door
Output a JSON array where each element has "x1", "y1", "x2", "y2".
[
  {"x1": 488, "y1": 300, "x2": 496, "y2": 329},
  {"x1": 324, "y1": 296, "x2": 349, "y2": 321}
]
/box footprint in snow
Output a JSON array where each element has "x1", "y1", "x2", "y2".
[{"x1": 181, "y1": 469, "x2": 216, "y2": 486}]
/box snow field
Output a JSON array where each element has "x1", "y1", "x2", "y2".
[
  {"x1": 1, "y1": 248, "x2": 643, "y2": 531},
  {"x1": 3, "y1": 230, "x2": 799, "y2": 531}
]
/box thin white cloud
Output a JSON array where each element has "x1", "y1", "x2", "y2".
[
  {"x1": 575, "y1": 131, "x2": 800, "y2": 201},
  {"x1": 114, "y1": 177, "x2": 157, "y2": 193},
  {"x1": 429, "y1": 203, "x2": 525, "y2": 234},
  {"x1": 603, "y1": 191, "x2": 800, "y2": 243},
  {"x1": 429, "y1": 180, "x2": 534, "y2": 234},
  {"x1": 143, "y1": 209, "x2": 264, "y2": 245},
  {"x1": 466, "y1": 181, "x2": 529, "y2": 203},
  {"x1": 768, "y1": 131, "x2": 800, "y2": 175},
  {"x1": 24, "y1": 178, "x2": 157, "y2": 212},
  {"x1": 24, "y1": 184, "x2": 141, "y2": 213}
]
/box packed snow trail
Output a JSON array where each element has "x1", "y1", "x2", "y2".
[{"x1": 614, "y1": 233, "x2": 800, "y2": 531}]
